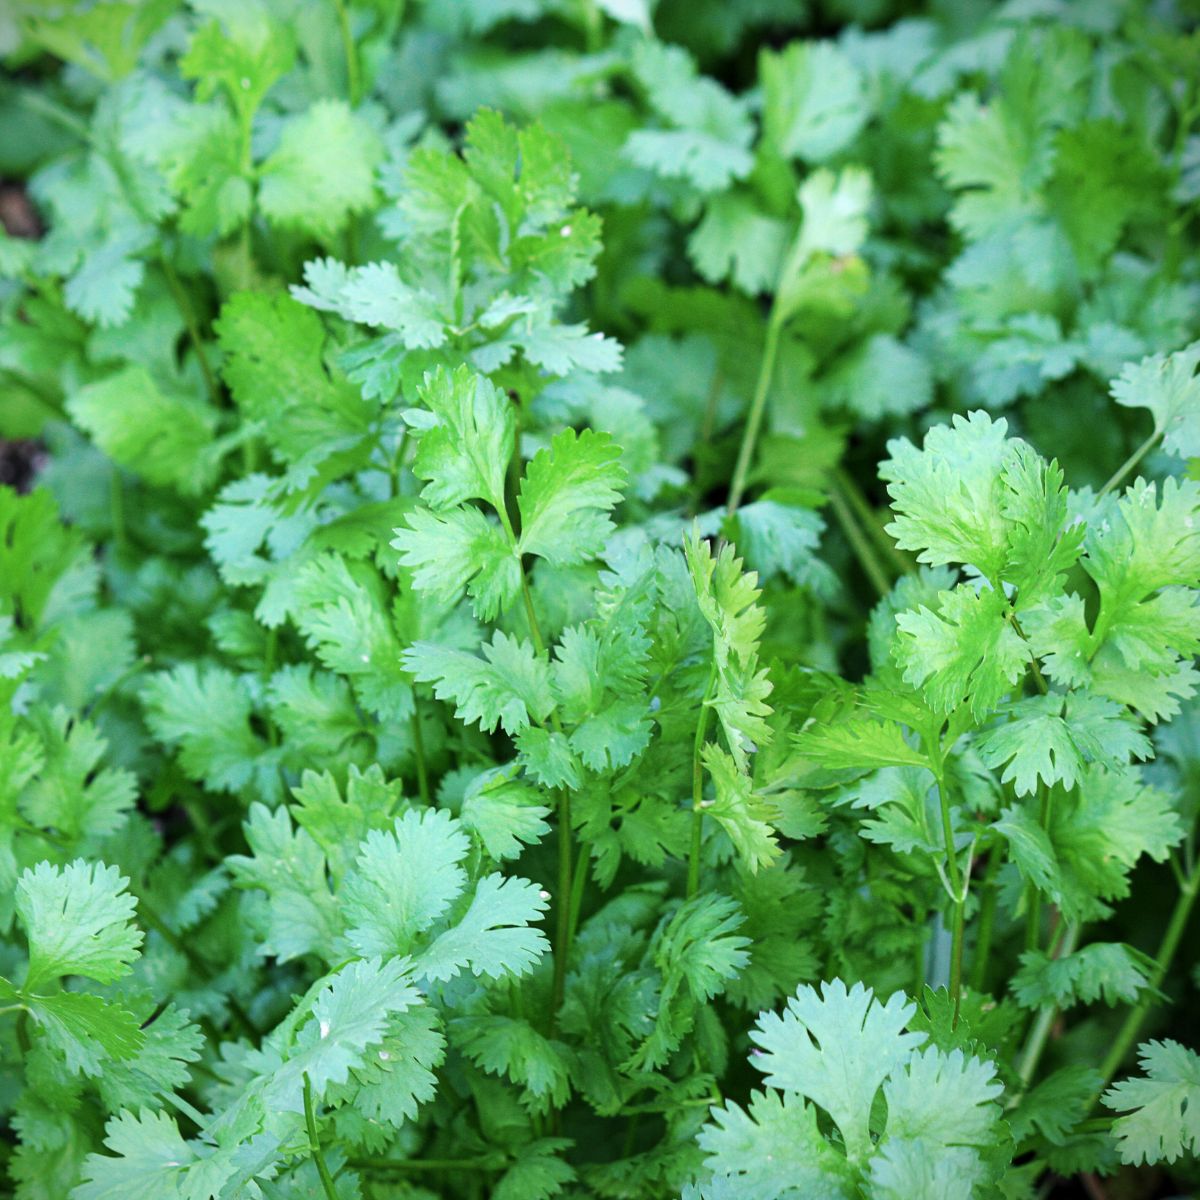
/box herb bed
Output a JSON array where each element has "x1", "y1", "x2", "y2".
[{"x1": 1, "y1": 2, "x2": 1199, "y2": 1198}]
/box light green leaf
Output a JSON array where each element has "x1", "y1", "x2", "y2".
[
  {"x1": 343, "y1": 809, "x2": 470, "y2": 958},
  {"x1": 17, "y1": 860, "x2": 142, "y2": 990},
  {"x1": 259, "y1": 100, "x2": 383, "y2": 240},
  {"x1": 1104, "y1": 1040, "x2": 1200, "y2": 1165},
  {"x1": 518, "y1": 428, "x2": 625, "y2": 565}
]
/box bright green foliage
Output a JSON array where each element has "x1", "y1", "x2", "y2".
[
  {"x1": 3, "y1": 3, "x2": 1200, "y2": 1197},
  {"x1": 693, "y1": 981, "x2": 1003, "y2": 1196},
  {"x1": 1104, "y1": 1041, "x2": 1200, "y2": 1165},
  {"x1": 17, "y1": 860, "x2": 142, "y2": 990}
]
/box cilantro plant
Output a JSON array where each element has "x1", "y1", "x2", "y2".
[{"x1": 2, "y1": 2, "x2": 1200, "y2": 1198}]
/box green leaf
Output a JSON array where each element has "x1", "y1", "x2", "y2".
[
  {"x1": 685, "y1": 530, "x2": 774, "y2": 771},
  {"x1": 1110, "y1": 341, "x2": 1200, "y2": 459},
  {"x1": 67, "y1": 365, "x2": 219, "y2": 494},
  {"x1": 259, "y1": 100, "x2": 383, "y2": 240},
  {"x1": 412, "y1": 873, "x2": 550, "y2": 982},
  {"x1": 406, "y1": 365, "x2": 514, "y2": 513},
  {"x1": 403, "y1": 631, "x2": 554, "y2": 735},
  {"x1": 143, "y1": 663, "x2": 276, "y2": 795},
  {"x1": 761, "y1": 41, "x2": 867, "y2": 162},
  {"x1": 702, "y1": 743, "x2": 781, "y2": 872},
  {"x1": 269, "y1": 957, "x2": 423, "y2": 1110},
  {"x1": 624, "y1": 41, "x2": 754, "y2": 193},
  {"x1": 750, "y1": 979, "x2": 922, "y2": 1162},
  {"x1": 976, "y1": 694, "x2": 1151, "y2": 796},
  {"x1": 517, "y1": 428, "x2": 625, "y2": 565},
  {"x1": 1012, "y1": 943, "x2": 1153, "y2": 1009},
  {"x1": 894, "y1": 585, "x2": 1028, "y2": 720},
  {"x1": 74, "y1": 1109, "x2": 200, "y2": 1200},
  {"x1": 292, "y1": 554, "x2": 412, "y2": 722},
  {"x1": 689, "y1": 193, "x2": 788, "y2": 295},
  {"x1": 181, "y1": 12, "x2": 295, "y2": 130},
  {"x1": 452, "y1": 1015, "x2": 571, "y2": 1112},
  {"x1": 460, "y1": 771, "x2": 552, "y2": 861},
  {"x1": 1103, "y1": 1040, "x2": 1200, "y2": 1165},
  {"x1": 20, "y1": 987, "x2": 144, "y2": 1077},
  {"x1": 215, "y1": 291, "x2": 371, "y2": 466},
  {"x1": 343, "y1": 809, "x2": 470, "y2": 958},
  {"x1": 16, "y1": 860, "x2": 142, "y2": 990},
  {"x1": 227, "y1": 803, "x2": 341, "y2": 962},
  {"x1": 793, "y1": 717, "x2": 929, "y2": 771},
  {"x1": 697, "y1": 1089, "x2": 856, "y2": 1199},
  {"x1": 393, "y1": 505, "x2": 519, "y2": 620}
]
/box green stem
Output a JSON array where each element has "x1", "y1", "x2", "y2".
[
  {"x1": 349, "y1": 1156, "x2": 501, "y2": 1173},
  {"x1": 1013, "y1": 923, "x2": 1081, "y2": 1093},
  {"x1": 726, "y1": 315, "x2": 782, "y2": 517},
  {"x1": 1095, "y1": 864, "x2": 1200, "y2": 1093},
  {"x1": 827, "y1": 476, "x2": 893, "y2": 600},
  {"x1": 929, "y1": 746, "x2": 966, "y2": 1027},
  {"x1": 567, "y1": 840, "x2": 589, "y2": 943},
  {"x1": 330, "y1": 0, "x2": 362, "y2": 105},
  {"x1": 948, "y1": 892, "x2": 966, "y2": 1027},
  {"x1": 303, "y1": 1074, "x2": 340, "y2": 1200},
  {"x1": 159, "y1": 251, "x2": 220, "y2": 406},
  {"x1": 686, "y1": 660, "x2": 719, "y2": 898},
  {"x1": 969, "y1": 849, "x2": 1002, "y2": 993},
  {"x1": 1098, "y1": 429, "x2": 1161, "y2": 499},
  {"x1": 552, "y1": 789, "x2": 572, "y2": 1022},
  {"x1": 833, "y1": 467, "x2": 912, "y2": 578},
  {"x1": 410, "y1": 700, "x2": 431, "y2": 806}
]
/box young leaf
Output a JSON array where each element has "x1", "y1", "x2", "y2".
[{"x1": 16, "y1": 860, "x2": 142, "y2": 990}]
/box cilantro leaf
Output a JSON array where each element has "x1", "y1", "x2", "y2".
[
  {"x1": 16, "y1": 860, "x2": 142, "y2": 990},
  {"x1": 258, "y1": 100, "x2": 383, "y2": 240},
  {"x1": 1109, "y1": 340, "x2": 1200, "y2": 460},
  {"x1": 343, "y1": 809, "x2": 470, "y2": 958},
  {"x1": 749, "y1": 979, "x2": 923, "y2": 1162},
  {"x1": 517, "y1": 428, "x2": 625, "y2": 565},
  {"x1": 403, "y1": 631, "x2": 554, "y2": 735},
  {"x1": 1103, "y1": 1040, "x2": 1200, "y2": 1165}
]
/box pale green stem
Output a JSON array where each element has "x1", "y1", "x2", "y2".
[
  {"x1": 827, "y1": 479, "x2": 893, "y2": 600},
  {"x1": 303, "y1": 1074, "x2": 340, "y2": 1200},
  {"x1": 1013, "y1": 923, "x2": 1081, "y2": 1094},
  {"x1": 330, "y1": 0, "x2": 362, "y2": 105},
  {"x1": 1098, "y1": 429, "x2": 1161, "y2": 499},
  {"x1": 726, "y1": 315, "x2": 782, "y2": 517}
]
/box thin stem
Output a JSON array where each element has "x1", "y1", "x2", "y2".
[
  {"x1": 833, "y1": 467, "x2": 912, "y2": 578},
  {"x1": 159, "y1": 252, "x2": 220, "y2": 406},
  {"x1": 1013, "y1": 923, "x2": 1081, "y2": 1093},
  {"x1": 827, "y1": 477, "x2": 893, "y2": 600},
  {"x1": 726, "y1": 316, "x2": 782, "y2": 517},
  {"x1": 350, "y1": 1156, "x2": 501, "y2": 1173},
  {"x1": 567, "y1": 840, "x2": 589, "y2": 942},
  {"x1": 686, "y1": 660, "x2": 719, "y2": 898},
  {"x1": 929, "y1": 744, "x2": 966, "y2": 1027},
  {"x1": 1095, "y1": 864, "x2": 1200, "y2": 1093},
  {"x1": 552, "y1": 789, "x2": 572, "y2": 1022},
  {"x1": 1098, "y1": 429, "x2": 1161, "y2": 499},
  {"x1": 969, "y1": 849, "x2": 1003, "y2": 993},
  {"x1": 303, "y1": 1074, "x2": 340, "y2": 1200},
  {"x1": 330, "y1": 0, "x2": 362, "y2": 105},
  {"x1": 410, "y1": 701, "x2": 431, "y2": 806}
]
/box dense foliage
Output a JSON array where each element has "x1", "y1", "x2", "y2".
[{"x1": 2, "y1": 1, "x2": 1200, "y2": 1196}]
